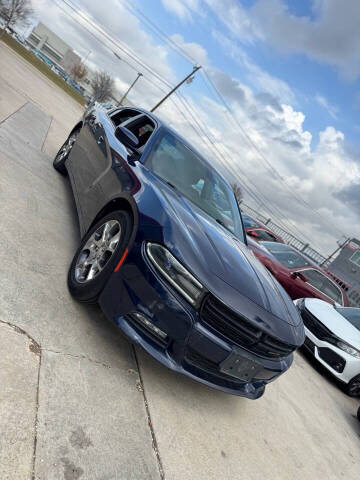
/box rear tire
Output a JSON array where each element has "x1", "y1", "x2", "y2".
[
  {"x1": 68, "y1": 210, "x2": 132, "y2": 303},
  {"x1": 53, "y1": 129, "x2": 80, "y2": 175},
  {"x1": 345, "y1": 374, "x2": 360, "y2": 397}
]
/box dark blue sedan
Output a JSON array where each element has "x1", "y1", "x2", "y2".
[{"x1": 53, "y1": 105, "x2": 304, "y2": 399}]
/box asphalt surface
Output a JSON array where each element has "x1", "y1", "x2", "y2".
[{"x1": 0, "y1": 42, "x2": 359, "y2": 480}]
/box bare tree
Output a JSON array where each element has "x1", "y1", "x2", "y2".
[
  {"x1": 91, "y1": 70, "x2": 114, "y2": 103},
  {"x1": 70, "y1": 61, "x2": 88, "y2": 83},
  {"x1": 231, "y1": 183, "x2": 243, "y2": 204},
  {"x1": 0, "y1": 0, "x2": 33, "y2": 38}
]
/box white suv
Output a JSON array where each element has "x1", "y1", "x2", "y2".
[{"x1": 295, "y1": 298, "x2": 360, "y2": 396}]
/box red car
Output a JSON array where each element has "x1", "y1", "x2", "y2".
[
  {"x1": 242, "y1": 213, "x2": 285, "y2": 243},
  {"x1": 247, "y1": 239, "x2": 349, "y2": 306}
]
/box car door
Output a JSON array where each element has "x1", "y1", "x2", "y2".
[{"x1": 68, "y1": 109, "x2": 106, "y2": 196}]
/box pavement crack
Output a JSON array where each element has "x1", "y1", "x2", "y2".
[
  {"x1": 31, "y1": 345, "x2": 42, "y2": 480},
  {"x1": 132, "y1": 346, "x2": 165, "y2": 480},
  {"x1": 42, "y1": 348, "x2": 111, "y2": 368},
  {"x1": 0, "y1": 319, "x2": 43, "y2": 480},
  {"x1": 0, "y1": 101, "x2": 28, "y2": 125},
  {"x1": 0, "y1": 318, "x2": 40, "y2": 351},
  {"x1": 41, "y1": 115, "x2": 53, "y2": 152}
]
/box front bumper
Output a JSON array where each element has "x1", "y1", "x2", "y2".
[
  {"x1": 303, "y1": 327, "x2": 360, "y2": 384},
  {"x1": 99, "y1": 241, "x2": 293, "y2": 399}
]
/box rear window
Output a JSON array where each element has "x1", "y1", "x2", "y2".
[
  {"x1": 242, "y1": 214, "x2": 259, "y2": 228},
  {"x1": 251, "y1": 229, "x2": 278, "y2": 242},
  {"x1": 262, "y1": 243, "x2": 311, "y2": 268}
]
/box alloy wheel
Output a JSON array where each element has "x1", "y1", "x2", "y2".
[{"x1": 74, "y1": 220, "x2": 122, "y2": 283}]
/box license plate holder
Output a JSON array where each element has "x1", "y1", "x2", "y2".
[{"x1": 220, "y1": 351, "x2": 264, "y2": 381}]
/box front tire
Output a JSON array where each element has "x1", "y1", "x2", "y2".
[
  {"x1": 68, "y1": 210, "x2": 132, "y2": 303},
  {"x1": 345, "y1": 374, "x2": 360, "y2": 397}
]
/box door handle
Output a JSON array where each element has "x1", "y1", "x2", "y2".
[{"x1": 97, "y1": 136, "x2": 104, "y2": 144}]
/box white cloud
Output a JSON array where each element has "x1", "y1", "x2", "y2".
[
  {"x1": 206, "y1": 0, "x2": 360, "y2": 81},
  {"x1": 204, "y1": 0, "x2": 258, "y2": 43},
  {"x1": 315, "y1": 94, "x2": 338, "y2": 119},
  {"x1": 170, "y1": 34, "x2": 209, "y2": 65},
  {"x1": 161, "y1": 0, "x2": 201, "y2": 22},
  {"x1": 212, "y1": 30, "x2": 295, "y2": 104}
]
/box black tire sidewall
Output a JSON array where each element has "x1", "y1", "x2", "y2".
[
  {"x1": 346, "y1": 374, "x2": 360, "y2": 397},
  {"x1": 53, "y1": 139, "x2": 68, "y2": 174},
  {"x1": 68, "y1": 210, "x2": 132, "y2": 303}
]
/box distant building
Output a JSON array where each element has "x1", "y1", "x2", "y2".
[
  {"x1": 328, "y1": 238, "x2": 360, "y2": 306},
  {"x1": 27, "y1": 22, "x2": 80, "y2": 71},
  {"x1": 60, "y1": 49, "x2": 81, "y2": 73}
]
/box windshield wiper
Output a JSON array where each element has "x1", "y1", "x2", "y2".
[{"x1": 165, "y1": 181, "x2": 177, "y2": 190}]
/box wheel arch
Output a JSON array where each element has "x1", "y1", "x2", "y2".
[
  {"x1": 69, "y1": 121, "x2": 83, "y2": 136},
  {"x1": 87, "y1": 196, "x2": 139, "y2": 249}
]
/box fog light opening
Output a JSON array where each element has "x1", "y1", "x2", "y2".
[{"x1": 130, "y1": 312, "x2": 168, "y2": 341}]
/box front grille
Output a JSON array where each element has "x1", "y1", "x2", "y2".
[
  {"x1": 301, "y1": 308, "x2": 335, "y2": 341},
  {"x1": 200, "y1": 295, "x2": 295, "y2": 358}
]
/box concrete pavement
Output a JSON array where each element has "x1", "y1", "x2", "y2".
[{"x1": 0, "y1": 41, "x2": 359, "y2": 480}]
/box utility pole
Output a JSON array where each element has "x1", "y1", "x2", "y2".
[
  {"x1": 151, "y1": 65, "x2": 201, "y2": 112},
  {"x1": 83, "y1": 49, "x2": 91, "y2": 63},
  {"x1": 320, "y1": 237, "x2": 350, "y2": 267},
  {"x1": 113, "y1": 51, "x2": 143, "y2": 106},
  {"x1": 118, "y1": 72, "x2": 143, "y2": 106}
]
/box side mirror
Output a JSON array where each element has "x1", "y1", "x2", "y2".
[
  {"x1": 291, "y1": 271, "x2": 308, "y2": 282},
  {"x1": 248, "y1": 230, "x2": 259, "y2": 238},
  {"x1": 115, "y1": 126, "x2": 139, "y2": 149}
]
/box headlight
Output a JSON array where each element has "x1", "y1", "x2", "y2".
[
  {"x1": 336, "y1": 341, "x2": 360, "y2": 359},
  {"x1": 146, "y1": 243, "x2": 205, "y2": 306}
]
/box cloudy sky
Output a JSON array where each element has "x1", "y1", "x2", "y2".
[{"x1": 29, "y1": 0, "x2": 360, "y2": 255}]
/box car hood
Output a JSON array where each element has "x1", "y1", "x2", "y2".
[
  {"x1": 304, "y1": 299, "x2": 360, "y2": 348},
  {"x1": 146, "y1": 181, "x2": 302, "y2": 331}
]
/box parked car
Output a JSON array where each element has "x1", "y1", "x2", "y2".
[
  {"x1": 249, "y1": 241, "x2": 349, "y2": 306},
  {"x1": 295, "y1": 298, "x2": 360, "y2": 396},
  {"x1": 242, "y1": 213, "x2": 285, "y2": 243},
  {"x1": 53, "y1": 106, "x2": 304, "y2": 398}
]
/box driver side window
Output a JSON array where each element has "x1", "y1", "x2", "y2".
[
  {"x1": 123, "y1": 116, "x2": 155, "y2": 151},
  {"x1": 304, "y1": 269, "x2": 342, "y2": 304},
  {"x1": 303, "y1": 269, "x2": 325, "y2": 290}
]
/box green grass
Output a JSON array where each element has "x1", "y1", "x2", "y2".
[{"x1": 1, "y1": 30, "x2": 86, "y2": 106}]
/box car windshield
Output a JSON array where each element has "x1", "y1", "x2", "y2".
[
  {"x1": 147, "y1": 131, "x2": 244, "y2": 241},
  {"x1": 242, "y1": 214, "x2": 259, "y2": 228},
  {"x1": 251, "y1": 229, "x2": 279, "y2": 242},
  {"x1": 336, "y1": 308, "x2": 360, "y2": 331},
  {"x1": 261, "y1": 242, "x2": 311, "y2": 268}
]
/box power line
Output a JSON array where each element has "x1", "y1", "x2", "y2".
[
  {"x1": 118, "y1": 0, "x2": 198, "y2": 65},
  {"x1": 114, "y1": 1, "x2": 344, "y2": 237},
  {"x1": 174, "y1": 92, "x2": 314, "y2": 242}
]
